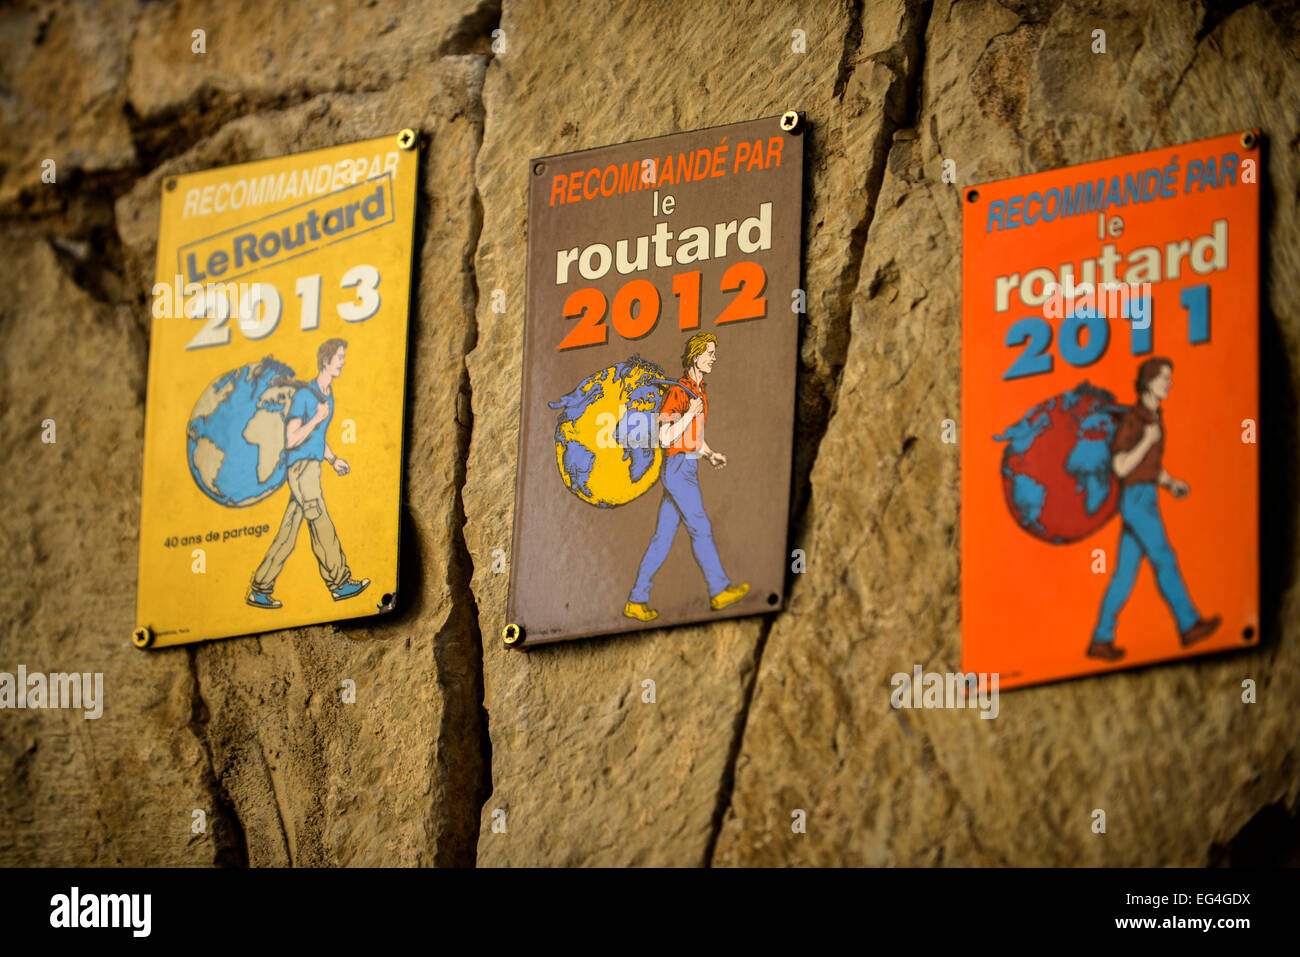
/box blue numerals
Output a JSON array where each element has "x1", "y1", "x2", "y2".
[{"x1": 1001, "y1": 283, "x2": 1210, "y2": 381}]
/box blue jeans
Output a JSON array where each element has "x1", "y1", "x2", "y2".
[
  {"x1": 1093, "y1": 482, "x2": 1199, "y2": 643},
  {"x1": 629, "y1": 454, "x2": 730, "y2": 603}
]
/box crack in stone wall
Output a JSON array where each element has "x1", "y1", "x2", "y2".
[
  {"x1": 706, "y1": 0, "x2": 937, "y2": 866},
  {"x1": 185, "y1": 647, "x2": 248, "y2": 866}
]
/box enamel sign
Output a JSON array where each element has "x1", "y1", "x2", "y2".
[
  {"x1": 135, "y1": 133, "x2": 419, "y2": 648},
  {"x1": 507, "y1": 114, "x2": 806, "y2": 647},
  {"x1": 961, "y1": 130, "x2": 1260, "y2": 688}
]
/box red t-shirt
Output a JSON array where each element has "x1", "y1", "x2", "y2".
[
  {"x1": 659, "y1": 377, "x2": 707, "y2": 455},
  {"x1": 1110, "y1": 403, "x2": 1164, "y2": 485}
]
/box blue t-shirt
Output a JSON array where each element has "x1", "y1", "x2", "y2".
[{"x1": 286, "y1": 386, "x2": 333, "y2": 465}]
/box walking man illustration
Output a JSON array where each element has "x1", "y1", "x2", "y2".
[
  {"x1": 247, "y1": 338, "x2": 370, "y2": 608},
  {"x1": 624, "y1": 333, "x2": 749, "y2": 621},
  {"x1": 1087, "y1": 357, "x2": 1220, "y2": 660}
]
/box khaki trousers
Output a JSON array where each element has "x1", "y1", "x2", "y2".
[{"x1": 251, "y1": 459, "x2": 350, "y2": 593}]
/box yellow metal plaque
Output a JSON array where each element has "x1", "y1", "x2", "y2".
[{"x1": 136, "y1": 134, "x2": 419, "y2": 648}]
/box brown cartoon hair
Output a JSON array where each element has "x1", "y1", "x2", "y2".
[
  {"x1": 1136, "y1": 356, "x2": 1172, "y2": 396},
  {"x1": 682, "y1": 333, "x2": 717, "y2": 372},
  {"x1": 317, "y1": 338, "x2": 348, "y2": 371}
]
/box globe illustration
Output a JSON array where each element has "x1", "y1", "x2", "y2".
[
  {"x1": 993, "y1": 381, "x2": 1125, "y2": 544},
  {"x1": 549, "y1": 355, "x2": 679, "y2": 508},
  {"x1": 187, "y1": 356, "x2": 298, "y2": 507}
]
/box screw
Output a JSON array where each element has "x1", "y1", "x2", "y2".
[
  {"x1": 132, "y1": 626, "x2": 154, "y2": 649},
  {"x1": 397, "y1": 128, "x2": 418, "y2": 150},
  {"x1": 165, "y1": 178, "x2": 176, "y2": 192},
  {"x1": 533, "y1": 162, "x2": 545, "y2": 175},
  {"x1": 502, "y1": 623, "x2": 524, "y2": 647},
  {"x1": 1241, "y1": 130, "x2": 1257, "y2": 150},
  {"x1": 967, "y1": 189, "x2": 980, "y2": 203},
  {"x1": 780, "y1": 111, "x2": 802, "y2": 134}
]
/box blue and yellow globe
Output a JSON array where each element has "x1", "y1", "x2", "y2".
[
  {"x1": 549, "y1": 356, "x2": 677, "y2": 508},
  {"x1": 186, "y1": 357, "x2": 298, "y2": 507}
]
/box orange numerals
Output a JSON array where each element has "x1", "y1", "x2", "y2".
[{"x1": 556, "y1": 262, "x2": 768, "y2": 351}]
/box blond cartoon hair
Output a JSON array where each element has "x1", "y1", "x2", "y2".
[{"x1": 682, "y1": 333, "x2": 717, "y2": 373}]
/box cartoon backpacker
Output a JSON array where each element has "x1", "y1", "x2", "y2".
[
  {"x1": 548, "y1": 334, "x2": 751, "y2": 622},
  {"x1": 994, "y1": 359, "x2": 1221, "y2": 662},
  {"x1": 185, "y1": 341, "x2": 370, "y2": 613}
]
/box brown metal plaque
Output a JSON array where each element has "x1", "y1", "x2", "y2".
[{"x1": 508, "y1": 114, "x2": 805, "y2": 646}]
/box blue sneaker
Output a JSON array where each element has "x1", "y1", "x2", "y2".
[
  {"x1": 330, "y1": 578, "x2": 370, "y2": 601},
  {"x1": 246, "y1": 591, "x2": 282, "y2": 609}
]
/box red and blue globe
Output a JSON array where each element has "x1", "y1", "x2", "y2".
[{"x1": 994, "y1": 382, "x2": 1125, "y2": 544}]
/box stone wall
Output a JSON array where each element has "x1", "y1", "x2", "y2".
[{"x1": 2, "y1": 0, "x2": 1297, "y2": 866}]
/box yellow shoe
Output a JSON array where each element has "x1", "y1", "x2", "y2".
[
  {"x1": 710, "y1": 583, "x2": 750, "y2": 611},
  {"x1": 623, "y1": 601, "x2": 659, "y2": 622}
]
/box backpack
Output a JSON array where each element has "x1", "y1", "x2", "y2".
[
  {"x1": 547, "y1": 354, "x2": 680, "y2": 507},
  {"x1": 993, "y1": 381, "x2": 1130, "y2": 544}
]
